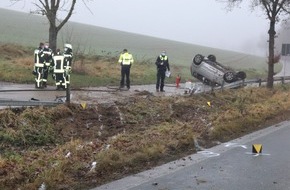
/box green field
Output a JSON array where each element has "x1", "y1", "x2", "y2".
[{"x1": 0, "y1": 8, "x2": 280, "y2": 84}]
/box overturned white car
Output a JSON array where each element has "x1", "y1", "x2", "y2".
[{"x1": 190, "y1": 54, "x2": 246, "y2": 86}]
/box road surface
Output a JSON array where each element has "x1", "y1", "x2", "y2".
[
  {"x1": 93, "y1": 121, "x2": 290, "y2": 190},
  {"x1": 0, "y1": 82, "x2": 205, "y2": 106}
]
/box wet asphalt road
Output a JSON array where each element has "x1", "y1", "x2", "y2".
[
  {"x1": 93, "y1": 121, "x2": 290, "y2": 190},
  {"x1": 0, "y1": 82, "x2": 203, "y2": 106}
]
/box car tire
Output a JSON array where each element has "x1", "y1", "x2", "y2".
[
  {"x1": 193, "y1": 54, "x2": 204, "y2": 65},
  {"x1": 208, "y1": 54, "x2": 216, "y2": 62},
  {"x1": 236, "y1": 71, "x2": 246, "y2": 80},
  {"x1": 223, "y1": 72, "x2": 236, "y2": 83}
]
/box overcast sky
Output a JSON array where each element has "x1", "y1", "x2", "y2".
[{"x1": 0, "y1": 0, "x2": 270, "y2": 56}]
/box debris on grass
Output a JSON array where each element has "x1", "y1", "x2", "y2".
[{"x1": 1, "y1": 86, "x2": 290, "y2": 189}]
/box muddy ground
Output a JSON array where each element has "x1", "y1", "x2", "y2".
[{"x1": 2, "y1": 82, "x2": 290, "y2": 190}]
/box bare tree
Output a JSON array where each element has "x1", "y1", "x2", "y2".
[
  {"x1": 11, "y1": 0, "x2": 92, "y2": 53},
  {"x1": 32, "y1": 0, "x2": 77, "y2": 52},
  {"x1": 219, "y1": 0, "x2": 290, "y2": 88}
]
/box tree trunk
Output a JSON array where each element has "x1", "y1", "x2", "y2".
[
  {"x1": 49, "y1": 24, "x2": 58, "y2": 53},
  {"x1": 267, "y1": 20, "x2": 276, "y2": 89}
]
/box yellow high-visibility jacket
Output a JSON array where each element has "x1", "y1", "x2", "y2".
[{"x1": 118, "y1": 52, "x2": 134, "y2": 66}]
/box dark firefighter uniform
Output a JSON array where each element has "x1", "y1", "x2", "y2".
[
  {"x1": 42, "y1": 43, "x2": 53, "y2": 88},
  {"x1": 63, "y1": 44, "x2": 73, "y2": 88},
  {"x1": 33, "y1": 42, "x2": 45, "y2": 88},
  {"x1": 155, "y1": 51, "x2": 170, "y2": 92},
  {"x1": 52, "y1": 53, "x2": 66, "y2": 89},
  {"x1": 118, "y1": 49, "x2": 134, "y2": 89},
  {"x1": 51, "y1": 44, "x2": 73, "y2": 89}
]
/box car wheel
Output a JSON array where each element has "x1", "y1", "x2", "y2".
[
  {"x1": 236, "y1": 71, "x2": 246, "y2": 80},
  {"x1": 193, "y1": 54, "x2": 203, "y2": 65},
  {"x1": 207, "y1": 54, "x2": 216, "y2": 62},
  {"x1": 223, "y1": 72, "x2": 236, "y2": 83}
]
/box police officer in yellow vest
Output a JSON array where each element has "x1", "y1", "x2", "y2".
[
  {"x1": 155, "y1": 50, "x2": 170, "y2": 92},
  {"x1": 118, "y1": 49, "x2": 134, "y2": 90}
]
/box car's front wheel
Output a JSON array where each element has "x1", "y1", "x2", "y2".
[
  {"x1": 223, "y1": 72, "x2": 236, "y2": 83},
  {"x1": 193, "y1": 54, "x2": 204, "y2": 65}
]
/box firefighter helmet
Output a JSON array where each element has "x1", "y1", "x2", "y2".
[{"x1": 64, "y1": 44, "x2": 72, "y2": 50}]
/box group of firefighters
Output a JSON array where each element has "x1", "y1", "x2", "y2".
[
  {"x1": 33, "y1": 44, "x2": 173, "y2": 92},
  {"x1": 33, "y1": 42, "x2": 73, "y2": 90}
]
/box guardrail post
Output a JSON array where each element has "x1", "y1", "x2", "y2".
[
  {"x1": 282, "y1": 77, "x2": 285, "y2": 84},
  {"x1": 258, "y1": 79, "x2": 262, "y2": 87},
  {"x1": 66, "y1": 84, "x2": 70, "y2": 103},
  {"x1": 221, "y1": 80, "x2": 224, "y2": 91}
]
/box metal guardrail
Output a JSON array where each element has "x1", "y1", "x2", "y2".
[
  {"x1": 220, "y1": 76, "x2": 290, "y2": 89},
  {"x1": 0, "y1": 87, "x2": 70, "y2": 107},
  {"x1": 0, "y1": 86, "x2": 120, "y2": 107},
  {"x1": 0, "y1": 100, "x2": 63, "y2": 107},
  {"x1": 188, "y1": 76, "x2": 290, "y2": 94}
]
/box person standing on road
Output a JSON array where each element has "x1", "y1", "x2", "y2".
[
  {"x1": 33, "y1": 42, "x2": 45, "y2": 88},
  {"x1": 118, "y1": 49, "x2": 134, "y2": 90},
  {"x1": 51, "y1": 44, "x2": 73, "y2": 90},
  {"x1": 51, "y1": 48, "x2": 66, "y2": 90},
  {"x1": 63, "y1": 43, "x2": 73, "y2": 88},
  {"x1": 155, "y1": 50, "x2": 170, "y2": 92},
  {"x1": 42, "y1": 42, "x2": 53, "y2": 88}
]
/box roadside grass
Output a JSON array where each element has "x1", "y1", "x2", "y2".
[
  {"x1": 0, "y1": 44, "x2": 192, "y2": 87},
  {"x1": 207, "y1": 86, "x2": 290, "y2": 142},
  {"x1": 1, "y1": 84, "x2": 290, "y2": 189},
  {"x1": 0, "y1": 43, "x2": 279, "y2": 87}
]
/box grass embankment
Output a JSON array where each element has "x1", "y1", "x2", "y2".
[
  {"x1": 0, "y1": 43, "x2": 192, "y2": 87},
  {"x1": 1, "y1": 86, "x2": 290, "y2": 189},
  {"x1": 0, "y1": 43, "x2": 277, "y2": 87}
]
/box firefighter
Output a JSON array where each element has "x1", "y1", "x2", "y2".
[
  {"x1": 63, "y1": 44, "x2": 73, "y2": 88},
  {"x1": 52, "y1": 49, "x2": 66, "y2": 90},
  {"x1": 118, "y1": 49, "x2": 134, "y2": 90},
  {"x1": 42, "y1": 42, "x2": 53, "y2": 88},
  {"x1": 33, "y1": 42, "x2": 45, "y2": 88},
  {"x1": 155, "y1": 50, "x2": 170, "y2": 92}
]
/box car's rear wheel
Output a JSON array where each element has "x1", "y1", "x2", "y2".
[
  {"x1": 223, "y1": 72, "x2": 236, "y2": 83},
  {"x1": 236, "y1": 71, "x2": 246, "y2": 80},
  {"x1": 208, "y1": 54, "x2": 216, "y2": 62},
  {"x1": 193, "y1": 54, "x2": 203, "y2": 65}
]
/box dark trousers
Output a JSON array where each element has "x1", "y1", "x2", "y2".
[
  {"x1": 120, "y1": 65, "x2": 131, "y2": 88},
  {"x1": 55, "y1": 73, "x2": 65, "y2": 86},
  {"x1": 43, "y1": 67, "x2": 49, "y2": 83},
  {"x1": 156, "y1": 70, "x2": 166, "y2": 90}
]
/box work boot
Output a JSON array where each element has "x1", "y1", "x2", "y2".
[{"x1": 160, "y1": 89, "x2": 165, "y2": 92}]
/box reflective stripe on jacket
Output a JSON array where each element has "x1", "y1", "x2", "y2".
[
  {"x1": 159, "y1": 55, "x2": 168, "y2": 61},
  {"x1": 53, "y1": 55, "x2": 65, "y2": 73},
  {"x1": 118, "y1": 52, "x2": 134, "y2": 65}
]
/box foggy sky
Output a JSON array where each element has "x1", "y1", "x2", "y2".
[{"x1": 0, "y1": 0, "x2": 271, "y2": 56}]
